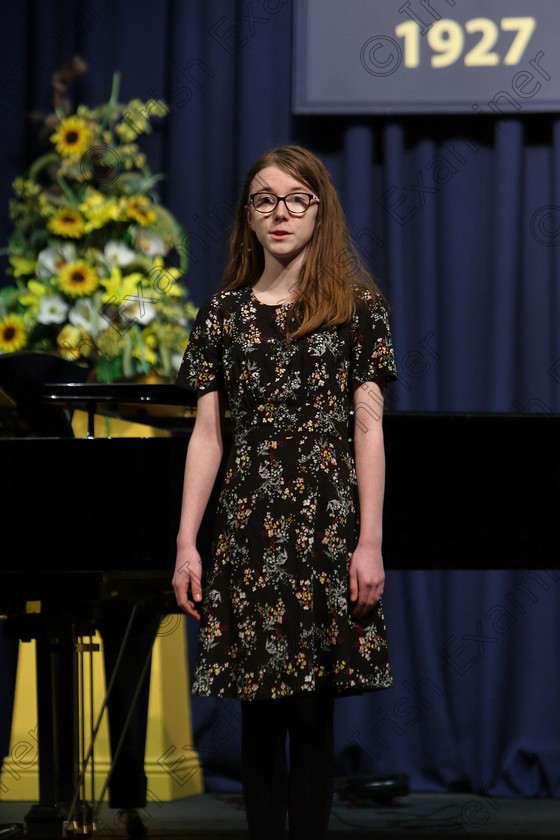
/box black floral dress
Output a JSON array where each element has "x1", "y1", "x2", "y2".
[{"x1": 176, "y1": 285, "x2": 397, "y2": 701}]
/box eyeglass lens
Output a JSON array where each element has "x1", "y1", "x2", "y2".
[{"x1": 252, "y1": 193, "x2": 313, "y2": 214}]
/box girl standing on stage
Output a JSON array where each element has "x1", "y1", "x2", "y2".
[{"x1": 173, "y1": 145, "x2": 397, "y2": 840}]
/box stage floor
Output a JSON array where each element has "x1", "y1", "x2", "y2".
[{"x1": 1, "y1": 792, "x2": 559, "y2": 839}]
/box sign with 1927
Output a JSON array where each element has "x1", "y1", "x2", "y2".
[{"x1": 293, "y1": 0, "x2": 560, "y2": 114}]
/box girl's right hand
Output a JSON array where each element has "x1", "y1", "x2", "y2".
[{"x1": 172, "y1": 547, "x2": 203, "y2": 620}]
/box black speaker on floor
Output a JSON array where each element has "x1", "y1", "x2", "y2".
[{"x1": 337, "y1": 773, "x2": 409, "y2": 804}]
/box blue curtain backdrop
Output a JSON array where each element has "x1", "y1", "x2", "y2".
[{"x1": 1, "y1": 0, "x2": 559, "y2": 799}]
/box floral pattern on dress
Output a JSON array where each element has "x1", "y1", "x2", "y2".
[{"x1": 176, "y1": 285, "x2": 397, "y2": 700}]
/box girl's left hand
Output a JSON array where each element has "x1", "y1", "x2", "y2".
[{"x1": 348, "y1": 543, "x2": 385, "y2": 620}]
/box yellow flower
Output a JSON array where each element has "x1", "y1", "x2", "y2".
[
  {"x1": 50, "y1": 116, "x2": 92, "y2": 158},
  {"x1": 115, "y1": 122, "x2": 138, "y2": 143},
  {"x1": 19, "y1": 280, "x2": 49, "y2": 314},
  {"x1": 56, "y1": 260, "x2": 99, "y2": 298},
  {"x1": 150, "y1": 256, "x2": 183, "y2": 296},
  {"x1": 57, "y1": 325, "x2": 84, "y2": 358},
  {"x1": 37, "y1": 192, "x2": 56, "y2": 216},
  {"x1": 82, "y1": 198, "x2": 124, "y2": 232},
  {"x1": 122, "y1": 101, "x2": 151, "y2": 137},
  {"x1": 48, "y1": 208, "x2": 87, "y2": 239},
  {"x1": 99, "y1": 265, "x2": 145, "y2": 303},
  {"x1": 132, "y1": 342, "x2": 158, "y2": 365},
  {"x1": 8, "y1": 199, "x2": 24, "y2": 220},
  {"x1": 79, "y1": 188, "x2": 105, "y2": 211},
  {"x1": 126, "y1": 195, "x2": 157, "y2": 226},
  {"x1": 9, "y1": 255, "x2": 37, "y2": 277},
  {"x1": 12, "y1": 178, "x2": 41, "y2": 199},
  {"x1": 0, "y1": 314, "x2": 26, "y2": 352},
  {"x1": 145, "y1": 98, "x2": 169, "y2": 118},
  {"x1": 76, "y1": 105, "x2": 94, "y2": 119},
  {"x1": 96, "y1": 328, "x2": 125, "y2": 360}
]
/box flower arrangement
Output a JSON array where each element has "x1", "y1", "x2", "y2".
[{"x1": 0, "y1": 63, "x2": 196, "y2": 383}]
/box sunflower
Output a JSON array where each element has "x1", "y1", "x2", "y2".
[
  {"x1": 126, "y1": 195, "x2": 157, "y2": 226},
  {"x1": 47, "y1": 208, "x2": 87, "y2": 239},
  {"x1": 50, "y1": 116, "x2": 92, "y2": 158},
  {"x1": 56, "y1": 260, "x2": 99, "y2": 298},
  {"x1": 0, "y1": 314, "x2": 26, "y2": 352}
]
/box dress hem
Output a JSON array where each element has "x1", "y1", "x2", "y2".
[{"x1": 191, "y1": 678, "x2": 393, "y2": 702}]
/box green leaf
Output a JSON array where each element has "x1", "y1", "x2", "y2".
[
  {"x1": 160, "y1": 336, "x2": 171, "y2": 376},
  {"x1": 56, "y1": 176, "x2": 81, "y2": 209},
  {"x1": 140, "y1": 173, "x2": 167, "y2": 193},
  {"x1": 28, "y1": 153, "x2": 60, "y2": 181},
  {"x1": 115, "y1": 172, "x2": 166, "y2": 195},
  {"x1": 123, "y1": 330, "x2": 134, "y2": 378},
  {"x1": 0, "y1": 287, "x2": 22, "y2": 309},
  {"x1": 100, "y1": 71, "x2": 122, "y2": 134},
  {"x1": 149, "y1": 205, "x2": 189, "y2": 275},
  {"x1": 96, "y1": 355, "x2": 122, "y2": 384},
  {"x1": 29, "y1": 228, "x2": 51, "y2": 251},
  {"x1": 132, "y1": 323, "x2": 150, "y2": 374}
]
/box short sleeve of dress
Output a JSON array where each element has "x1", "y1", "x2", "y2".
[
  {"x1": 350, "y1": 289, "x2": 398, "y2": 390},
  {"x1": 175, "y1": 294, "x2": 223, "y2": 394}
]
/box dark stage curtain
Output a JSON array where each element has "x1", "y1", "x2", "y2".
[{"x1": 1, "y1": 0, "x2": 559, "y2": 798}]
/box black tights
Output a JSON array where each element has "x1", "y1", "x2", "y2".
[{"x1": 241, "y1": 692, "x2": 335, "y2": 840}]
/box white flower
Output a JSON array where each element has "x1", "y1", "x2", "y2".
[
  {"x1": 36, "y1": 245, "x2": 77, "y2": 278},
  {"x1": 135, "y1": 228, "x2": 167, "y2": 257},
  {"x1": 125, "y1": 300, "x2": 156, "y2": 325},
  {"x1": 104, "y1": 240, "x2": 136, "y2": 267},
  {"x1": 37, "y1": 295, "x2": 69, "y2": 325},
  {"x1": 69, "y1": 298, "x2": 98, "y2": 334},
  {"x1": 170, "y1": 351, "x2": 184, "y2": 371}
]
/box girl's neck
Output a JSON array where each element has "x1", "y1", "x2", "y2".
[{"x1": 253, "y1": 254, "x2": 304, "y2": 300}]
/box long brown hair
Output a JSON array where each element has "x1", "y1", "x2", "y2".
[{"x1": 221, "y1": 145, "x2": 382, "y2": 340}]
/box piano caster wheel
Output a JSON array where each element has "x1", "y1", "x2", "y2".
[
  {"x1": 59, "y1": 802, "x2": 93, "y2": 838},
  {"x1": 117, "y1": 810, "x2": 146, "y2": 838}
]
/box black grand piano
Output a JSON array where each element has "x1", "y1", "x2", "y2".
[
  {"x1": 0, "y1": 358, "x2": 207, "y2": 839},
  {"x1": 1, "y1": 357, "x2": 558, "y2": 838}
]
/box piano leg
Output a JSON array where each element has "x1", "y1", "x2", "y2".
[{"x1": 25, "y1": 610, "x2": 80, "y2": 840}]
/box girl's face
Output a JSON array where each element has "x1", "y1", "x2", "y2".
[{"x1": 246, "y1": 166, "x2": 319, "y2": 268}]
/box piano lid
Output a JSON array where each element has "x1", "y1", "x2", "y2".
[{"x1": 44, "y1": 382, "x2": 197, "y2": 435}]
